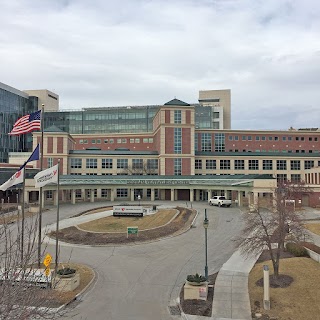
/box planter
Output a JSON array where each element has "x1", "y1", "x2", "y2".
[
  {"x1": 58, "y1": 273, "x2": 76, "y2": 279},
  {"x1": 56, "y1": 268, "x2": 76, "y2": 278},
  {"x1": 186, "y1": 280, "x2": 207, "y2": 286}
]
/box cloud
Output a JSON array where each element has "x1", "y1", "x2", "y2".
[{"x1": 0, "y1": 0, "x2": 320, "y2": 129}]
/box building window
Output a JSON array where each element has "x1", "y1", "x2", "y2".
[
  {"x1": 229, "y1": 136, "x2": 233, "y2": 141},
  {"x1": 102, "y1": 158, "x2": 113, "y2": 169},
  {"x1": 130, "y1": 139, "x2": 134, "y2": 143},
  {"x1": 248, "y1": 136, "x2": 252, "y2": 141},
  {"x1": 206, "y1": 160, "x2": 216, "y2": 170},
  {"x1": 305, "y1": 160, "x2": 314, "y2": 169},
  {"x1": 143, "y1": 138, "x2": 149, "y2": 143},
  {"x1": 262, "y1": 160, "x2": 272, "y2": 170},
  {"x1": 291, "y1": 174, "x2": 301, "y2": 182},
  {"x1": 201, "y1": 133, "x2": 212, "y2": 152},
  {"x1": 234, "y1": 160, "x2": 244, "y2": 170},
  {"x1": 47, "y1": 157, "x2": 53, "y2": 167},
  {"x1": 195, "y1": 159, "x2": 202, "y2": 170},
  {"x1": 117, "y1": 159, "x2": 128, "y2": 169},
  {"x1": 277, "y1": 160, "x2": 287, "y2": 170},
  {"x1": 249, "y1": 160, "x2": 259, "y2": 170},
  {"x1": 86, "y1": 158, "x2": 97, "y2": 169},
  {"x1": 234, "y1": 135, "x2": 239, "y2": 141},
  {"x1": 46, "y1": 190, "x2": 53, "y2": 199},
  {"x1": 135, "y1": 138, "x2": 140, "y2": 143},
  {"x1": 220, "y1": 160, "x2": 230, "y2": 170},
  {"x1": 277, "y1": 174, "x2": 287, "y2": 182},
  {"x1": 255, "y1": 136, "x2": 260, "y2": 141},
  {"x1": 261, "y1": 136, "x2": 266, "y2": 141},
  {"x1": 132, "y1": 159, "x2": 143, "y2": 169},
  {"x1": 213, "y1": 112, "x2": 220, "y2": 119},
  {"x1": 147, "y1": 159, "x2": 158, "y2": 170},
  {"x1": 101, "y1": 189, "x2": 108, "y2": 197},
  {"x1": 174, "y1": 127, "x2": 182, "y2": 154},
  {"x1": 194, "y1": 134, "x2": 198, "y2": 151},
  {"x1": 174, "y1": 158, "x2": 182, "y2": 175},
  {"x1": 117, "y1": 139, "x2": 121, "y2": 143},
  {"x1": 117, "y1": 189, "x2": 128, "y2": 198},
  {"x1": 214, "y1": 133, "x2": 225, "y2": 152},
  {"x1": 92, "y1": 139, "x2": 96, "y2": 144},
  {"x1": 242, "y1": 136, "x2": 246, "y2": 141},
  {"x1": 71, "y1": 158, "x2": 82, "y2": 169},
  {"x1": 290, "y1": 160, "x2": 300, "y2": 170},
  {"x1": 174, "y1": 110, "x2": 182, "y2": 124}
]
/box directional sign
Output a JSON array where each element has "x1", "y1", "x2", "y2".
[
  {"x1": 127, "y1": 226, "x2": 138, "y2": 238},
  {"x1": 43, "y1": 253, "x2": 52, "y2": 267},
  {"x1": 127, "y1": 227, "x2": 138, "y2": 235}
]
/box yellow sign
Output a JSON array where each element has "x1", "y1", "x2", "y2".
[
  {"x1": 44, "y1": 267, "x2": 50, "y2": 277},
  {"x1": 43, "y1": 253, "x2": 52, "y2": 267}
]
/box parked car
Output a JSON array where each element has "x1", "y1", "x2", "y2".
[{"x1": 208, "y1": 196, "x2": 232, "y2": 207}]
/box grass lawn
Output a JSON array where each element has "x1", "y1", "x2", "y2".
[
  {"x1": 77, "y1": 209, "x2": 177, "y2": 232},
  {"x1": 305, "y1": 222, "x2": 320, "y2": 236},
  {"x1": 249, "y1": 257, "x2": 320, "y2": 320}
]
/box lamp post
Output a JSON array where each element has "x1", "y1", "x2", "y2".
[
  {"x1": 137, "y1": 194, "x2": 141, "y2": 206},
  {"x1": 203, "y1": 209, "x2": 209, "y2": 281}
]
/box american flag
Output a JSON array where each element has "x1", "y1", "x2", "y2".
[{"x1": 9, "y1": 110, "x2": 41, "y2": 135}]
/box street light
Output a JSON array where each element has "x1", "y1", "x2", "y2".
[
  {"x1": 203, "y1": 209, "x2": 209, "y2": 281},
  {"x1": 137, "y1": 194, "x2": 141, "y2": 206}
]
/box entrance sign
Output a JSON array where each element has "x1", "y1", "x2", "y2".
[{"x1": 113, "y1": 206, "x2": 143, "y2": 217}]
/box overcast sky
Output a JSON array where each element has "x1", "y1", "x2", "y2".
[{"x1": 1, "y1": 0, "x2": 320, "y2": 130}]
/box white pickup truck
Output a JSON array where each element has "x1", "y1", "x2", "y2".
[{"x1": 208, "y1": 196, "x2": 232, "y2": 207}]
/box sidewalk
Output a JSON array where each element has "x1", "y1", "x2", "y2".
[{"x1": 211, "y1": 250, "x2": 260, "y2": 320}]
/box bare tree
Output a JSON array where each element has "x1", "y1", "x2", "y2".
[
  {"x1": 0, "y1": 212, "x2": 62, "y2": 319},
  {"x1": 238, "y1": 180, "x2": 311, "y2": 278}
]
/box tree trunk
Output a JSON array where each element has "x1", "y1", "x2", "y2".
[{"x1": 272, "y1": 260, "x2": 279, "y2": 278}]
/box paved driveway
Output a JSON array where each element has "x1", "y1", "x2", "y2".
[{"x1": 41, "y1": 201, "x2": 244, "y2": 320}]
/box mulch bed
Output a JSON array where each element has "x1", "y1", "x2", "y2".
[
  {"x1": 256, "y1": 274, "x2": 294, "y2": 288},
  {"x1": 179, "y1": 273, "x2": 217, "y2": 317},
  {"x1": 50, "y1": 207, "x2": 196, "y2": 245}
]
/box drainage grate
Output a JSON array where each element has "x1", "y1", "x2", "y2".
[{"x1": 168, "y1": 305, "x2": 181, "y2": 316}]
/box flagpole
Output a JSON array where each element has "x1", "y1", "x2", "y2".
[
  {"x1": 21, "y1": 167, "x2": 26, "y2": 265},
  {"x1": 55, "y1": 159, "x2": 60, "y2": 275},
  {"x1": 38, "y1": 106, "x2": 44, "y2": 268}
]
